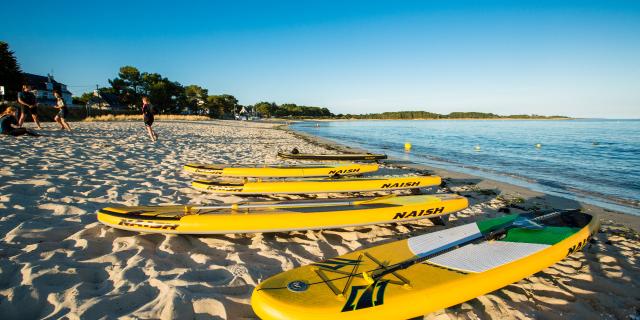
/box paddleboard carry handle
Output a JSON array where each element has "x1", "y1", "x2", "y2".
[{"x1": 362, "y1": 271, "x2": 375, "y2": 284}]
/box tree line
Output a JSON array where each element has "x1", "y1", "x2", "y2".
[
  {"x1": 0, "y1": 40, "x2": 330, "y2": 118},
  {"x1": 333, "y1": 111, "x2": 568, "y2": 120},
  {"x1": 72, "y1": 65, "x2": 334, "y2": 118},
  {"x1": 253, "y1": 102, "x2": 332, "y2": 118},
  {"x1": 72, "y1": 65, "x2": 243, "y2": 118}
]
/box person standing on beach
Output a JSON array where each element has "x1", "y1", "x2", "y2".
[
  {"x1": 17, "y1": 84, "x2": 43, "y2": 129},
  {"x1": 1, "y1": 106, "x2": 40, "y2": 136},
  {"x1": 142, "y1": 96, "x2": 157, "y2": 141},
  {"x1": 53, "y1": 90, "x2": 72, "y2": 131}
]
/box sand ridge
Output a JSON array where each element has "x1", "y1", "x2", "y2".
[{"x1": 0, "y1": 120, "x2": 638, "y2": 319}]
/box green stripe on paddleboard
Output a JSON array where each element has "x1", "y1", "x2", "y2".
[
  {"x1": 476, "y1": 214, "x2": 519, "y2": 233},
  {"x1": 502, "y1": 226, "x2": 580, "y2": 245},
  {"x1": 477, "y1": 214, "x2": 580, "y2": 245}
]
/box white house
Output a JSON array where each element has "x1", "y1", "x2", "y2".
[{"x1": 23, "y1": 73, "x2": 73, "y2": 106}]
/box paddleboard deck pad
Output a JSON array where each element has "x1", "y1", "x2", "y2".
[
  {"x1": 96, "y1": 194, "x2": 468, "y2": 234},
  {"x1": 184, "y1": 163, "x2": 379, "y2": 177},
  {"x1": 278, "y1": 152, "x2": 387, "y2": 161},
  {"x1": 191, "y1": 175, "x2": 441, "y2": 194},
  {"x1": 251, "y1": 210, "x2": 599, "y2": 320}
]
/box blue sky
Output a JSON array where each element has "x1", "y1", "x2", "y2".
[{"x1": 2, "y1": 0, "x2": 639, "y2": 118}]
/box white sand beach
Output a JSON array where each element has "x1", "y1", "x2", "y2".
[{"x1": 0, "y1": 120, "x2": 638, "y2": 319}]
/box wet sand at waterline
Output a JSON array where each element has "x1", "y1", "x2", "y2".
[{"x1": 0, "y1": 120, "x2": 638, "y2": 319}]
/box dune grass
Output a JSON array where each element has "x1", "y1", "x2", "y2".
[{"x1": 83, "y1": 114, "x2": 212, "y2": 122}]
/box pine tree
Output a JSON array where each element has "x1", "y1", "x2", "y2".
[{"x1": 0, "y1": 41, "x2": 24, "y2": 99}]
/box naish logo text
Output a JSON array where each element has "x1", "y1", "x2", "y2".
[
  {"x1": 381, "y1": 181, "x2": 420, "y2": 189},
  {"x1": 328, "y1": 168, "x2": 361, "y2": 174},
  {"x1": 393, "y1": 207, "x2": 445, "y2": 219},
  {"x1": 567, "y1": 231, "x2": 595, "y2": 255},
  {"x1": 314, "y1": 253, "x2": 407, "y2": 313},
  {"x1": 118, "y1": 219, "x2": 179, "y2": 230}
]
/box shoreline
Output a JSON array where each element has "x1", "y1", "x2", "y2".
[
  {"x1": 280, "y1": 117, "x2": 574, "y2": 122},
  {"x1": 283, "y1": 124, "x2": 640, "y2": 231}
]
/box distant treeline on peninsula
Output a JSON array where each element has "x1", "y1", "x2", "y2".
[{"x1": 331, "y1": 111, "x2": 569, "y2": 120}]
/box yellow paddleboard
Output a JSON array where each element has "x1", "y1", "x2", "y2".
[
  {"x1": 183, "y1": 163, "x2": 379, "y2": 177},
  {"x1": 96, "y1": 194, "x2": 468, "y2": 234},
  {"x1": 191, "y1": 175, "x2": 441, "y2": 194},
  {"x1": 251, "y1": 210, "x2": 599, "y2": 319},
  {"x1": 277, "y1": 151, "x2": 387, "y2": 161}
]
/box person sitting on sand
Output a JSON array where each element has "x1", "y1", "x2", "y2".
[
  {"x1": 1, "y1": 106, "x2": 40, "y2": 136},
  {"x1": 142, "y1": 96, "x2": 157, "y2": 141},
  {"x1": 17, "y1": 84, "x2": 43, "y2": 129},
  {"x1": 53, "y1": 90, "x2": 72, "y2": 131}
]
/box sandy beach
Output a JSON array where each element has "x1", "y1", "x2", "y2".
[{"x1": 0, "y1": 120, "x2": 638, "y2": 319}]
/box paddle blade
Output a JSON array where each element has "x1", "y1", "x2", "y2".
[{"x1": 512, "y1": 217, "x2": 544, "y2": 230}]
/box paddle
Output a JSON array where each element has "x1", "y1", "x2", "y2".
[
  {"x1": 362, "y1": 209, "x2": 577, "y2": 283},
  {"x1": 184, "y1": 194, "x2": 398, "y2": 213}
]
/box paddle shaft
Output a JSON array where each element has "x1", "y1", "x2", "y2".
[
  {"x1": 193, "y1": 201, "x2": 355, "y2": 210},
  {"x1": 188, "y1": 196, "x2": 391, "y2": 212}
]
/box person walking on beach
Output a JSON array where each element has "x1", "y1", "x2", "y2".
[
  {"x1": 142, "y1": 96, "x2": 157, "y2": 141},
  {"x1": 17, "y1": 84, "x2": 43, "y2": 129},
  {"x1": 53, "y1": 90, "x2": 72, "y2": 131},
  {"x1": 1, "y1": 106, "x2": 40, "y2": 136}
]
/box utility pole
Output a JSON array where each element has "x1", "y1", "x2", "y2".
[{"x1": 87, "y1": 84, "x2": 100, "y2": 117}]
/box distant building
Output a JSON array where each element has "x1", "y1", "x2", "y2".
[
  {"x1": 181, "y1": 98, "x2": 206, "y2": 114},
  {"x1": 86, "y1": 91, "x2": 127, "y2": 110},
  {"x1": 236, "y1": 106, "x2": 255, "y2": 120},
  {"x1": 22, "y1": 73, "x2": 73, "y2": 106}
]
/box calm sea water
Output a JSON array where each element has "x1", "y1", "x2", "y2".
[{"x1": 292, "y1": 119, "x2": 640, "y2": 215}]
